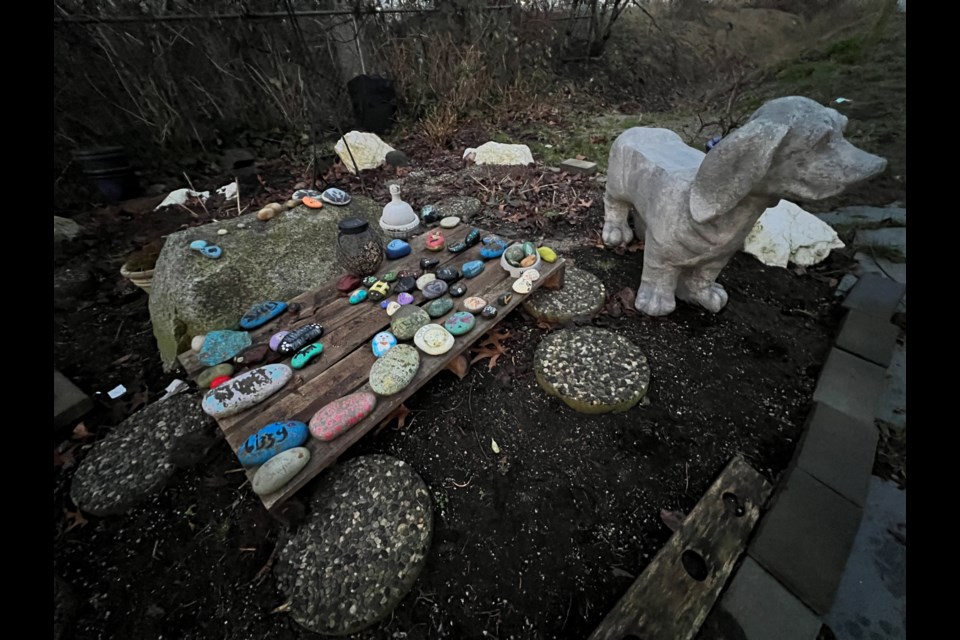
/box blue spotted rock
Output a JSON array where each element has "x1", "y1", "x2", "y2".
[
  {"x1": 240, "y1": 301, "x2": 288, "y2": 329},
  {"x1": 462, "y1": 260, "x2": 485, "y2": 278},
  {"x1": 385, "y1": 239, "x2": 412, "y2": 259},
  {"x1": 237, "y1": 421, "x2": 308, "y2": 467},
  {"x1": 197, "y1": 330, "x2": 252, "y2": 367}
]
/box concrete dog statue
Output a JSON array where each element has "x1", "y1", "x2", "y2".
[{"x1": 602, "y1": 96, "x2": 887, "y2": 316}]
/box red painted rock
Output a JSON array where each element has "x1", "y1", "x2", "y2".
[
  {"x1": 309, "y1": 392, "x2": 377, "y2": 441},
  {"x1": 210, "y1": 375, "x2": 231, "y2": 389},
  {"x1": 337, "y1": 274, "x2": 362, "y2": 294}
]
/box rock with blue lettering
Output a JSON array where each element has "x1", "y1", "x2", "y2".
[
  {"x1": 197, "y1": 330, "x2": 252, "y2": 367},
  {"x1": 201, "y1": 364, "x2": 293, "y2": 418},
  {"x1": 462, "y1": 260, "x2": 485, "y2": 278},
  {"x1": 239, "y1": 301, "x2": 288, "y2": 329},
  {"x1": 252, "y1": 447, "x2": 311, "y2": 495},
  {"x1": 237, "y1": 421, "x2": 309, "y2": 467}
]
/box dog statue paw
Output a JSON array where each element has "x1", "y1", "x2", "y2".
[
  {"x1": 602, "y1": 220, "x2": 634, "y2": 247},
  {"x1": 635, "y1": 284, "x2": 676, "y2": 317},
  {"x1": 677, "y1": 282, "x2": 729, "y2": 313}
]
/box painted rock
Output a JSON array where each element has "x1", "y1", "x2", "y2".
[
  {"x1": 321, "y1": 187, "x2": 351, "y2": 206},
  {"x1": 420, "y1": 257, "x2": 439, "y2": 270},
  {"x1": 512, "y1": 278, "x2": 533, "y2": 294},
  {"x1": 498, "y1": 292, "x2": 513, "y2": 306},
  {"x1": 291, "y1": 343, "x2": 324, "y2": 369},
  {"x1": 414, "y1": 324, "x2": 455, "y2": 356},
  {"x1": 239, "y1": 301, "x2": 287, "y2": 329},
  {"x1": 237, "y1": 421, "x2": 308, "y2": 467},
  {"x1": 462, "y1": 260, "x2": 485, "y2": 278},
  {"x1": 522, "y1": 242, "x2": 537, "y2": 256},
  {"x1": 269, "y1": 330, "x2": 290, "y2": 351},
  {"x1": 537, "y1": 246, "x2": 558, "y2": 263},
  {"x1": 398, "y1": 269, "x2": 422, "y2": 280},
  {"x1": 278, "y1": 323, "x2": 324, "y2": 355},
  {"x1": 349, "y1": 289, "x2": 368, "y2": 304},
  {"x1": 447, "y1": 228, "x2": 480, "y2": 254},
  {"x1": 337, "y1": 274, "x2": 361, "y2": 294},
  {"x1": 463, "y1": 296, "x2": 487, "y2": 313},
  {"x1": 302, "y1": 197, "x2": 324, "y2": 209},
  {"x1": 395, "y1": 276, "x2": 417, "y2": 293},
  {"x1": 209, "y1": 375, "x2": 231, "y2": 389},
  {"x1": 522, "y1": 268, "x2": 541, "y2": 283},
  {"x1": 449, "y1": 282, "x2": 468, "y2": 298},
  {"x1": 368, "y1": 281, "x2": 391, "y2": 302},
  {"x1": 369, "y1": 344, "x2": 420, "y2": 396},
  {"x1": 504, "y1": 245, "x2": 525, "y2": 266},
  {"x1": 191, "y1": 335, "x2": 205, "y2": 352},
  {"x1": 480, "y1": 236, "x2": 508, "y2": 260},
  {"x1": 372, "y1": 331, "x2": 398, "y2": 357},
  {"x1": 398, "y1": 292, "x2": 415, "y2": 305},
  {"x1": 309, "y1": 391, "x2": 377, "y2": 441},
  {"x1": 386, "y1": 301, "x2": 402, "y2": 316},
  {"x1": 482, "y1": 305, "x2": 498, "y2": 318},
  {"x1": 436, "y1": 267, "x2": 461, "y2": 283},
  {"x1": 385, "y1": 239, "x2": 412, "y2": 259},
  {"x1": 362, "y1": 275, "x2": 379, "y2": 288},
  {"x1": 444, "y1": 312, "x2": 476, "y2": 336},
  {"x1": 421, "y1": 204, "x2": 439, "y2": 224},
  {"x1": 383, "y1": 271, "x2": 398, "y2": 283},
  {"x1": 189, "y1": 240, "x2": 208, "y2": 250},
  {"x1": 520, "y1": 254, "x2": 538, "y2": 267},
  {"x1": 197, "y1": 330, "x2": 252, "y2": 367},
  {"x1": 197, "y1": 363, "x2": 235, "y2": 388},
  {"x1": 235, "y1": 344, "x2": 270, "y2": 366},
  {"x1": 201, "y1": 364, "x2": 293, "y2": 418},
  {"x1": 252, "y1": 447, "x2": 311, "y2": 495},
  {"x1": 390, "y1": 305, "x2": 430, "y2": 340},
  {"x1": 200, "y1": 245, "x2": 222, "y2": 259},
  {"x1": 422, "y1": 279, "x2": 448, "y2": 300},
  {"x1": 440, "y1": 216, "x2": 460, "y2": 228},
  {"x1": 380, "y1": 300, "x2": 391, "y2": 309},
  {"x1": 426, "y1": 297, "x2": 453, "y2": 318},
  {"x1": 425, "y1": 229, "x2": 445, "y2": 251},
  {"x1": 416, "y1": 273, "x2": 436, "y2": 290}
]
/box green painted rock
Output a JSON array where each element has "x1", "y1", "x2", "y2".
[
  {"x1": 425, "y1": 297, "x2": 454, "y2": 318},
  {"x1": 369, "y1": 344, "x2": 420, "y2": 395},
  {"x1": 522, "y1": 267, "x2": 605, "y2": 323},
  {"x1": 197, "y1": 363, "x2": 235, "y2": 388},
  {"x1": 534, "y1": 326, "x2": 650, "y2": 414},
  {"x1": 443, "y1": 311, "x2": 475, "y2": 336},
  {"x1": 390, "y1": 306, "x2": 430, "y2": 340}
]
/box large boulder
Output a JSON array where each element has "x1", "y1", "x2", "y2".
[
  {"x1": 334, "y1": 131, "x2": 396, "y2": 173},
  {"x1": 149, "y1": 197, "x2": 383, "y2": 369}
]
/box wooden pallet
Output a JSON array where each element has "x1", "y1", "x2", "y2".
[{"x1": 178, "y1": 225, "x2": 566, "y2": 512}]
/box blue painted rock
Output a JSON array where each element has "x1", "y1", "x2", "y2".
[
  {"x1": 380, "y1": 300, "x2": 391, "y2": 309},
  {"x1": 201, "y1": 364, "x2": 293, "y2": 418},
  {"x1": 462, "y1": 260, "x2": 485, "y2": 278},
  {"x1": 372, "y1": 331, "x2": 398, "y2": 357},
  {"x1": 436, "y1": 267, "x2": 461, "y2": 284},
  {"x1": 444, "y1": 312, "x2": 476, "y2": 336},
  {"x1": 278, "y1": 323, "x2": 324, "y2": 355},
  {"x1": 362, "y1": 275, "x2": 378, "y2": 288},
  {"x1": 395, "y1": 276, "x2": 417, "y2": 293},
  {"x1": 397, "y1": 292, "x2": 414, "y2": 305},
  {"x1": 390, "y1": 305, "x2": 430, "y2": 340},
  {"x1": 197, "y1": 363, "x2": 235, "y2": 388},
  {"x1": 240, "y1": 301, "x2": 288, "y2": 329},
  {"x1": 369, "y1": 344, "x2": 420, "y2": 396},
  {"x1": 425, "y1": 297, "x2": 454, "y2": 318},
  {"x1": 291, "y1": 343, "x2": 324, "y2": 369},
  {"x1": 480, "y1": 236, "x2": 508, "y2": 260},
  {"x1": 414, "y1": 324, "x2": 455, "y2": 356},
  {"x1": 321, "y1": 187, "x2": 351, "y2": 206},
  {"x1": 309, "y1": 392, "x2": 377, "y2": 441},
  {"x1": 189, "y1": 240, "x2": 208, "y2": 250},
  {"x1": 269, "y1": 330, "x2": 290, "y2": 352},
  {"x1": 349, "y1": 289, "x2": 368, "y2": 304},
  {"x1": 422, "y1": 279, "x2": 448, "y2": 300},
  {"x1": 197, "y1": 330, "x2": 252, "y2": 367},
  {"x1": 200, "y1": 245, "x2": 222, "y2": 259},
  {"x1": 449, "y1": 282, "x2": 467, "y2": 297},
  {"x1": 385, "y1": 239, "x2": 412, "y2": 259},
  {"x1": 252, "y1": 447, "x2": 311, "y2": 495},
  {"x1": 237, "y1": 420, "x2": 308, "y2": 467}
]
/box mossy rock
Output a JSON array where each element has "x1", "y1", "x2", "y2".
[
  {"x1": 534, "y1": 326, "x2": 650, "y2": 414},
  {"x1": 523, "y1": 267, "x2": 606, "y2": 323}
]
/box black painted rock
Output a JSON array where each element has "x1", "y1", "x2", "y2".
[
  {"x1": 278, "y1": 323, "x2": 324, "y2": 355},
  {"x1": 395, "y1": 276, "x2": 417, "y2": 293},
  {"x1": 449, "y1": 282, "x2": 467, "y2": 298},
  {"x1": 436, "y1": 267, "x2": 461, "y2": 283},
  {"x1": 422, "y1": 279, "x2": 448, "y2": 300},
  {"x1": 481, "y1": 305, "x2": 498, "y2": 318},
  {"x1": 420, "y1": 257, "x2": 439, "y2": 270},
  {"x1": 497, "y1": 292, "x2": 513, "y2": 306}
]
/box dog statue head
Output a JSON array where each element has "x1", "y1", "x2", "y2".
[{"x1": 690, "y1": 96, "x2": 887, "y2": 223}]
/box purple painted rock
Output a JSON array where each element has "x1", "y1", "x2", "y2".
[
  {"x1": 397, "y1": 292, "x2": 415, "y2": 305},
  {"x1": 422, "y1": 279, "x2": 448, "y2": 300},
  {"x1": 237, "y1": 420, "x2": 308, "y2": 467},
  {"x1": 201, "y1": 364, "x2": 293, "y2": 418},
  {"x1": 308, "y1": 392, "x2": 377, "y2": 441},
  {"x1": 269, "y1": 330, "x2": 290, "y2": 352}
]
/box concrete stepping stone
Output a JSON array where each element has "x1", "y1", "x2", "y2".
[
  {"x1": 812, "y1": 348, "x2": 886, "y2": 425},
  {"x1": 534, "y1": 326, "x2": 650, "y2": 414},
  {"x1": 522, "y1": 267, "x2": 605, "y2": 323},
  {"x1": 854, "y1": 227, "x2": 906, "y2": 258},
  {"x1": 841, "y1": 273, "x2": 906, "y2": 320},
  {"x1": 835, "y1": 310, "x2": 900, "y2": 367},
  {"x1": 274, "y1": 455, "x2": 433, "y2": 636}
]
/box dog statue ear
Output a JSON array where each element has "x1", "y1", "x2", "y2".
[{"x1": 690, "y1": 120, "x2": 790, "y2": 223}]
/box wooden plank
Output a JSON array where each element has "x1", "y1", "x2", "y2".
[{"x1": 588, "y1": 456, "x2": 773, "y2": 640}]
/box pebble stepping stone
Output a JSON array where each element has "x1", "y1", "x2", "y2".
[
  {"x1": 534, "y1": 326, "x2": 650, "y2": 414},
  {"x1": 369, "y1": 344, "x2": 420, "y2": 395},
  {"x1": 522, "y1": 267, "x2": 605, "y2": 323},
  {"x1": 274, "y1": 455, "x2": 433, "y2": 636}
]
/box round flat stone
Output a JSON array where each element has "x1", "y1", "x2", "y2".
[
  {"x1": 397, "y1": 292, "x2": 415, "y2": 305},
  {"x1": 274, "y1": 455, "x2": 433, "y2": 636},
  {"x1": 522, "y1": 268, "x2": 541, "y2": 282},
  {"x1": 390, "y1": 305, "x2": 430, "y2": 340},
  {"x1": 386, "y1": 301, "x2": 402, "y2": 316},
  {"x1": 252, "y1": 447, "x2": 310, "y2": 495},
  {"x1": 522, "y1": 267, "x2": 605, "y2": 323},
  {"x1": 440, "y1": 216, "x2": 460, "y2": 228},
  {"x1": 481, "y1": 305, "x2": 497, "y2": 318},
  {"x1": 413, "y1": 324, "x2": 455, "y2": 355},
  {"x1": 422, "y1": 279, "x2": 448, "y2": 299},
  {"x1": 534, "y1": 326, "x2": 650, "y2": 414},
  {"x1": 512, "y1": 278, "x2": 533, "y2": 294},
  {"x1": 443, "y1": 311, "x2": 476, "y2": 336},
  {"x1": 369, "y1": 344, "x2": 420, "y2": 395},
  {"x1": 462, "y1": 296, "x2": 487, "y2": 313},
  {"x1": 416, "y1": 273, "x2": 436, "y2": 290},
  {"x1": 425, "y1": 296, "x2": 454, "y2": 318}
]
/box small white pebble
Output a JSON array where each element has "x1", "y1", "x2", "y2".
[
  {"x1": 218, "y1": 228, "x2": 228, "y2": 236},
  {"x1": 237, "y1": 223, "x2": 246, "y2": 229},
  {"x1": 191, "y1": 335, "x2": 205, "y2": 352}
]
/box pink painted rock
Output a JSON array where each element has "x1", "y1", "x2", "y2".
[{"x1": 309, "y1": 392, "x2": 377, "y2": 441}]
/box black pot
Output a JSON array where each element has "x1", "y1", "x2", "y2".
[{"x1": 73, "y1": 147, "x2": 137, "y2": 202}]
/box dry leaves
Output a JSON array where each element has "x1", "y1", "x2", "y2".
[
  {"x1": 660, "y1": 508, "x2": 687, "y2": 532},
  {"x1": 72, "y1": 422, "x2": 93, "y2": 440},
  {"x1": 63, "y1": 508, "x2": 88, "y2": 533},
  {"x1": 470, "y1": 329, "x2": 513, "y2": 371},
  {"x1": 375, "y1": 403, "x2": 412, "y2": 434}
]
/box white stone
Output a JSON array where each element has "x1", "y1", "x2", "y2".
[
  {"x1": 469, "y1": 141, "x2": 534, "y2": 166},
  {"x1": 334, "y1": 131, "x2": 397, "y2": 174},
  {"x1": 252, "y1": 447, "x2": 311, "y2": 495},
  {"x1": 743, "y1": 200, "x2": 845, "y2": 268},
  {"x1": 191, "y1": 335, "x2": 205, "y2": 352},
  {"x1": 413, "y1": 324, "x2": 455, "y2": 356},
  {"x1": 217, "y1": 181, "x2": 238, "y2": 200},
  {"x1": 512, "y1": 278, "x2": 533, "y2": 294},
  {"x1": 440, "y1": 216, "x2": 460, "y2": 228},
  {"x1": 386, "y1": 301, "x2": 401, "y2": 316},
  {"x1": 217, "y1": 228, "x2": 228, "y2": 236}
]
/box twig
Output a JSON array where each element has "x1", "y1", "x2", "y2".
[
  {"x1": 685, "y1": 461, "x2": 689, "y2": 493},
  {"x1": 182, "y1": 172, "x2": 211, "y2": 217},
  {"x1": 235, "y1": 177, "x2": 242, "y2": 217},
  {"x1": 175, "y1": 201, "x2": 199, "y2": 218},
  {"x1": 152, "y1": 540, "x2": 160, "y2": 560}
]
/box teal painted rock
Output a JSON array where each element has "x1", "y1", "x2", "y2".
[
  {"x1": 291, "y1": 343, "x2": 324, "y2": 369},
  {"x1": 197, "y1": 363, "x2": 235, "y2": 388},
  {"x1": 480, "y1": 235, "x2": 508, "y2": 260},
  {"x1": 197, "y1": 330, "x2": 252, "y2": 367},
  {"x1": 504, "y1": 245, "x2": 525, "y2": 267},
  {"x1": 462, "y1": 260, "x2": 484, "y2": 278},
  {"x1": 252, "y1": 447, "x2": 311, "y2": 495},
  {"x1": 277, "y1": 323, "x2": 324, "y2": 355},
  {"x1": 444, "y1": 311, "x2": 476, "y2": 336},
  {"x1": 362, "y1": 275, "x2": 378, "y2": 287},
  {"x1": 237, "y1": 421, "x2": 308, "y2": 467},
  {"x1": 309, "y1": 392, "x2": 377, "y2": 441},
  {"x1": 369, "y1": 344, "x2": 420, "y2": 396},
  {"x1": 390, "y1": 305, "x2": 430, "y2": 340},
  {"x1": 523, "y1": 242, "x2": 536, "y2": 257},
  {"x1": 426, "y1": 297, "x2": 453, "y2": 318},
  {"x1": 372, "y1": 331, "x2": 398, "y2": 357},
  {"x1": 349, "y1": 289, "x2": 368, "y2": 304},
  {"x1": 239, "y1": 301, "x2": 287, "y2": 329},
  {"x1": 383, "y1": 271, "x2": 398, "y2": 283},
  {"x1": 201, "y1": 364, "x2": 293, "y2": 418}
]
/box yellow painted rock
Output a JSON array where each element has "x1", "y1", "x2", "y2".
[{"x1": 537, "y1": 246, "x2": 558, "y2": 263}]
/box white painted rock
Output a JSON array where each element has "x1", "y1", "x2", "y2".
[
  {"x1": 467, "y1": 142, "x2": 534, "y2": 166},
  {"x1": 201, "y1": 364, "x2": 293, "y2": 418},
  {"x1": 334, "y1": 131, "x2": 397, "y2": 174},
  {"x1": 191, "y1": 335, "x2": 205, "y2": 352},
  {"x1": 744, "y1": 200, "x2": 845, "y2": 268},
  {"x1": 252, "y1": 447, "x2": 311, "y2": 495},
  {"x1": 413, "y1": 324, "x2": 455, "y2": 356}
]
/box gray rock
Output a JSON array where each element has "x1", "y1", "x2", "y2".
[
  {"x1": 433, "y1": 196, "x2": 482, "y2": 222},
  {"x1": 385, "y1": 149, "x2": 410, "y2": 167},
  {"x1": 274, "y1": 455, "x2": 433, "y2": 636},
  {"x1": 149, "y1": 196, "x2": 383, "y2": 369},
  {"x1": 70, "y1": 394, "x2": 216, "y2": 516},
  {"x1": 854, "y1": 227, "x2": 906, "y2": 258},
  {"x1": 54, "y1": 216, "x2": 82, "y2": 245},
  {"x1": 816, "y1": 205, "x2": 905, "y2": 231}
]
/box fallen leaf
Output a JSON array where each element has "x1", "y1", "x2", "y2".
[
  {"x1": 660, "y1": 508, "x2": 687, "y2": 532},
  {"x1": 469, "y1": 329, "x2": 513, "y2": 371},
  {"x1": 575, "y1": 154, "x2": 586, "y2": 161},
  {"x1": 491, "y1": 439, "x2": 501, "y2": 454},
  {"x1": 375, "y1": 404, "x2": 411, "y2": 434},
  {"x1": 72, "y1": 422, "x2": 92, "y2": 440},
  {"x1": 63, "y1": 508, "x2": 88, "y2": 533}
]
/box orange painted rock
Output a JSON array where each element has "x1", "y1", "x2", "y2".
[
  {"x1": 302, "y1": 196, "x2": 324, "y2": 209},
  {"x1": 309, "y1": 392, "x2": 377, "y2": 441}
]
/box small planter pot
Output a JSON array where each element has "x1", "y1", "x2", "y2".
[{"x1": 120, "y1": 262, "x2": 155, "y2": 294}]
